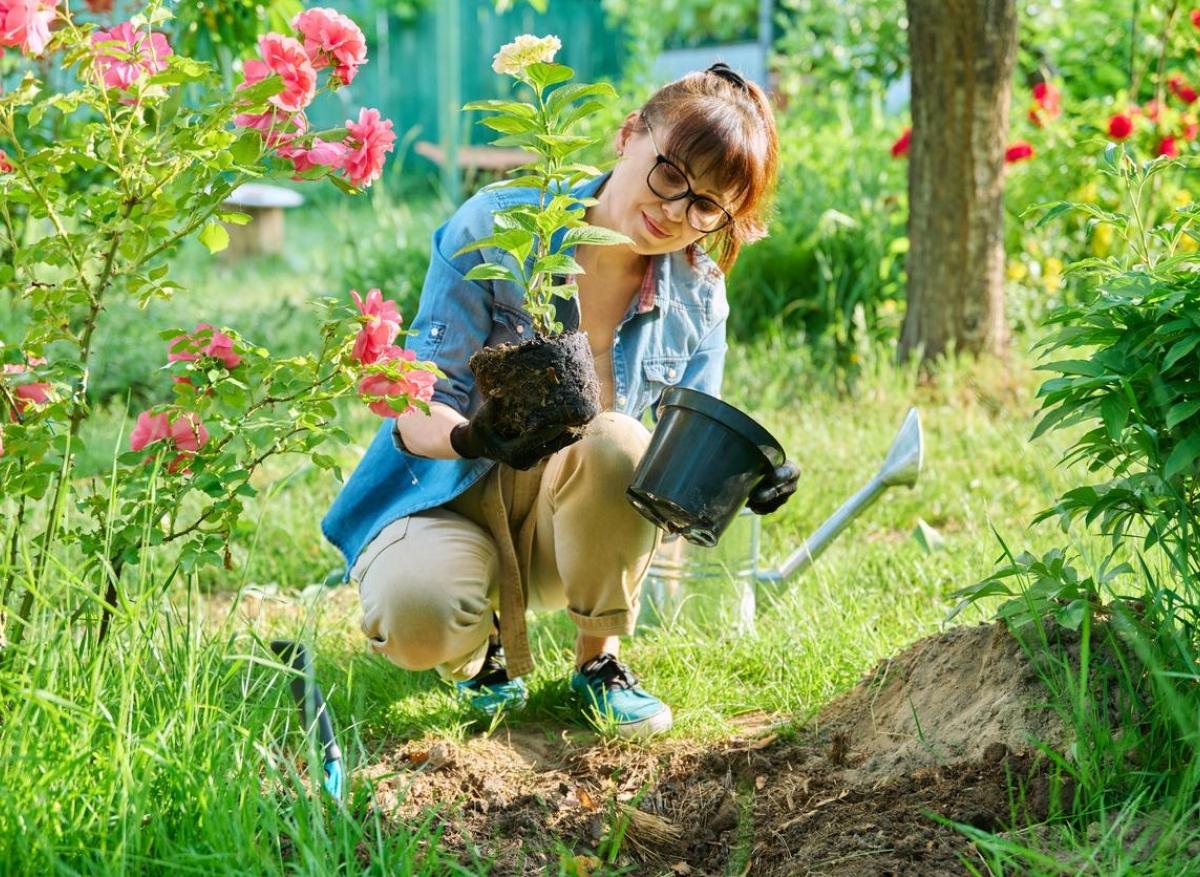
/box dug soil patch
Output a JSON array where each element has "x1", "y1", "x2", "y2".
[{"x1": 364, "y1": 623, "x2": 1072, "y2": 875}]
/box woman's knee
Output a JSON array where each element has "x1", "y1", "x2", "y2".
[
  {"x1": 573, "y1": 412, "x2": 651, "y2": 478},
  {"x1": 361, "y1": 577, "x2": 492, "y2": 670}
]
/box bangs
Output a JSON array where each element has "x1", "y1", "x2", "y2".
[{"x1": 658, "y1": 106, "x2": 770, "y2": 218}]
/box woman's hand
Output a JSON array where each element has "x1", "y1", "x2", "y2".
[
  {"x1": 747, "y1": 461, "x2": 800, "y2": 515},
  {"x1": 450, "y1": 398, "x2": 581, "y2": 470}
]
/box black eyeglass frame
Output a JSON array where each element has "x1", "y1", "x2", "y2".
[{"x1": 641, "y1": 115, "x2": 734, "y2": 235}]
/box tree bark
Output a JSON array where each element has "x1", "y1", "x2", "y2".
[{"x1": 899, "y1": 0, "x2": 1017, "y2": 363}]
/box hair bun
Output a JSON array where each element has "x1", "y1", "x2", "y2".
[{"x1": 706, "y1": 62, "x2": 748, "y2": 90}]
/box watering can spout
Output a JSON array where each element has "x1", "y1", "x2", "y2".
[
  {"x1": 878, "y1": 407, "x2": 923, "y2": 489},
  {"x1": 759, "y1": 407, "x2": 923, "y2": 586}
]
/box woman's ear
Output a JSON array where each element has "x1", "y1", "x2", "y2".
[{"x1": 614, "y1": 111, "x2": 641, "y2": 156}]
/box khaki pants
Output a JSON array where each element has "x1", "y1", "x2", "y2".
[{"x1": 352, "y1": 412, "x2": 661, "y2": 680}]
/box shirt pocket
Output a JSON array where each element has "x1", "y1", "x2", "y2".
[
  {"x1": 488, "y1": 303, "x2": 533, "y2": 346},
  {"x1": 640, "y1": 355, "x2": 688, "y2": 415}
]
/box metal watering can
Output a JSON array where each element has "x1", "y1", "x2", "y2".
[{"x1": 638, "y1": 408, "x2": 925, "y2": 634}]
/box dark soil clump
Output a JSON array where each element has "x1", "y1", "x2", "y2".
[{"x1": 469, "y1": 330, "x2": 601, "y2": 437}]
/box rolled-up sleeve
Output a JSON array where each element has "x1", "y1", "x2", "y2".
[{"x1": 405, "y1": 196, "x2": 497, "y2": 415}]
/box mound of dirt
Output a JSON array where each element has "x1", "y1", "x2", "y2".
[
  {"x1": 361, "y1": 622, "x2": 1074, "y2": 875},
  {"x1": 810, "y1": 622, "x2": 1067, "y2": 782}
]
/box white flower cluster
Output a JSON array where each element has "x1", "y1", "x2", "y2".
[{"x1": 491, "y1": 33, "x2": 561, "y2": 76}]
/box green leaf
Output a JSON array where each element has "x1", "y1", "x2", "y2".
[
  {"x1": 464, "y1": 263, "x2": 519, "y2": 284},
  {"x1": 524, "y1": 62, "x2": 574, "y2": 91},
  {"x1": 546, "y1": 82, "x2": 617, "y2": 117},
  {"x1": 218, "y1": 211, "x2": 252, "y2": 226},
  {"x1": 198, "y1": 221, "x2": 229, "y2": 254},
  {"x1": 1100, "y1": 393, "x2": 1129, "y2": 441},
  {"x1": 1166, "y1": 399, "x2": 1200, "y2": 430},
  {"x1": 1162, "y1": 334, "x2": 1200, "y2": 370},
  {"x1": 561, "y1": 225, "x2": 632, "y2": 248},
  {"x1": 1163, "y1": 430, "x2": 1200, "y2": 480},
  {"x1": 532, "y1": 253, "x2": 584, "y2": 276},
  {"x1": 480, "y1": 115, "x2": 539, "y2": 135},
  {"x1": 462, "y1": 99, "x2": 536, "y2": 118}
]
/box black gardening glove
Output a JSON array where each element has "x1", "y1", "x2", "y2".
[
  {"x1": 450, "y1": 398, "x2": 581, "y2": 471},
  {"x1": 746, "y1": 461, "x2": 801, "y2": 515}
]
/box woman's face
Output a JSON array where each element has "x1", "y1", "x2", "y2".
[{"x1": 601, "y1": 113, "x2": 736, "y2": 257}]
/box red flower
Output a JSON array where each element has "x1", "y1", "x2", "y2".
[
  {"x1": 1192, "y1": 9, "x2": 1200, "y2": 28},
  {"x1": 129, "y1": 409, "x2": 209, "y2": 474},
  {"x1": 239, "y1": 33, "x2": 317, "y2": 114},
  {"x1": 1169, "y1": 74, "x2": 1199, "y2": 105},
  {"x1": 1029, "y1": 81, "x2": 1061, "y2": 126},
  {"x1": 0, "y1": 149, "x2": 10, "y2": 173},
  {"x1": 1005, "y1": 141, "x2": 1034, "y2": 163},
  {"x1": 890, "y1": 127, "x2": 911, "y2": 158},
  {"x1": 1158, "y1": 135, "x2": 1180, "y2": 157},
  {"x1": 350, "y1": 288, "x2": 403, "y2": 364},
  {"x1": 1184, "y1": 119, "x2": 1199, "y2": 141},
  {"x1": 1142, "y1": 100, "x2": 1164, "y2": 122},
  {"x1": 1107, "y1": 113, "x2": 1134, "y2": 139}
]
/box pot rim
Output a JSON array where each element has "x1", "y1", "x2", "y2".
[{"x1": 658, "y1": 387, "x2": 786, "y2": 468}]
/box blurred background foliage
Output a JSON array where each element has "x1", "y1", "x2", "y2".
[{"x1": 27, "y1": 0, "x2": 1200, "y2": 408}]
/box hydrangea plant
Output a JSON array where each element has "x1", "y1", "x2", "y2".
[{"x1": 456, "y1": 34, "x2": 632, "y2": 336}]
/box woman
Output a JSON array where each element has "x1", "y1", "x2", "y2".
[{"x1": 322, "y1": 64, "x2": 799, "y2": 738}]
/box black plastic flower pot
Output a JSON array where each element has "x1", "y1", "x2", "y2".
[{"x1": 626, "y1": 387, "x2": 786, "y2": 547}]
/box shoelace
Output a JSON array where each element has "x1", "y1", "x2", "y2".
[{"x1": 579, "y1": 653, "x2": 639, "y2": 691}]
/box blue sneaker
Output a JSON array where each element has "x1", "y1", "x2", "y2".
[
  {"x1": 570, "y1": 653, "x2": 673, "y2": 738},
  {"x1": 456, "y1": 636, "x2": 527, "y2": 717}
]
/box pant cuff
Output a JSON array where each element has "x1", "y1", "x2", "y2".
[{"x1": 569, "y1": 607, "x2": 637, "y2": 637}]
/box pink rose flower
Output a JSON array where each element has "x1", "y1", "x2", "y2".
[
  {"x1": 129, "y1": 410, "x2": 170, "y2": 452},
  {"x1": 239, "y1": 32, "x2": 317, "y2": 114},
  {"x1": 1005, "y1": 141, "x2": 1034, "y2": 163},
  {"x1": 3, "y1": 356, "x2": 50, "y2": 420},
  {"x1": 130, "y1": 410, "x2": 209, "y2": 474},
  {"x1": 350, "y1": 288, "x2": 402, "y2": 364},
  {"x1": 358, "y1": 368, "x2": 437, "y2": 418},
  {"x1": 90, "y1": 20, "x2": 172, "y2": 90},
  {"x1": 0, "y1": 0, "x2": 59, "y2": 57},
  {"x1": 277, "y1": 136, "x2": 349, "y2": 175},
  {"x1": 292, "y1": 7, "x2": 367, "y2": 86},
  {"x1": 340, "y1": 107, "x2": 396, "y2": 188},
  {"x1": 167, "y1": 323, "x2": 241, "y2": 369},
  {"x1": 0, "y1": 150, "x2": 11, "y2": 173}
]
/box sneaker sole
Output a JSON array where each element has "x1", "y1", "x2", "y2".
[{"x1": 614, "y1": 705, "x2": 673, "y2": 739}]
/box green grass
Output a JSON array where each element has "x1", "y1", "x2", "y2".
[{"x1": 5, "y1": 204, "x2": 1199, "y2": 873}]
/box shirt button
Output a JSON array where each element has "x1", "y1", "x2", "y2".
[
  {"x1": 516, "y1": 324, "x2": 525, "y2": 334},
  {"x1": 430, "y1": 327, "x2": 440, "y2": 337},
  {"x1": 667, "y1": 368, "x2": 677, "y2": 379},
  {"x1": 617, "y1": 395, "x2": 627, "y2": 406}
]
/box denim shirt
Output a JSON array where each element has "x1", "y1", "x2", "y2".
[{"x1": 321, "y1": 173, "x2": 730, "y2": 577}]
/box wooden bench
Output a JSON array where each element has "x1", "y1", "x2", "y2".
[{"x1": 414, "y1": 140, "x2": 530, "y2": 188}]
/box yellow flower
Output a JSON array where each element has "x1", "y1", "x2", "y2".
[
  {"x1": 1173, "y1": 188, "x2": 1193, "y2": 210},
  {"x1": 491, "y1": 34, "x2": 561, "y2": 75},
  {"x1": 1043, "y1": 257, "x2": 1063, "y2": 293},
  {"x1": 1007, "y1": 260, "x2": 1028, "y2": 282},
  {"x1": 1092, "y1": 223, "x2": 1115, "y2": 257}
]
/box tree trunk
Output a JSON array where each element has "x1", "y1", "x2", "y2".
[{"x1": 899, "y1": 0, "x2": 1017, "y2": 363}]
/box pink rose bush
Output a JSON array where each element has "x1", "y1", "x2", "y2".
[
  {"x1": 90, "y1": 20, "x2": 171, "y2": 90},
  {"x1": 231, "y1": 18, "x2": 393, "y2": 186},
  {"x1": 0, "y1": 1, "x2": 432, "y2": 615},
  {"x1": 0, "y1": 0, "x2": 59, "y2": 56}
]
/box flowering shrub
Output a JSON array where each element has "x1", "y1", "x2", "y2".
[
  {"x1": 455, "y1": 34, "x2": 630, "y2": 336},
  {"x1": 0, "y1": 1, "x2": 436, "y2": 648}
]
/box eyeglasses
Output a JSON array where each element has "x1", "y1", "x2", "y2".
[{"x1": 642, "y1": 116, "x2": 734, "y2": 234}]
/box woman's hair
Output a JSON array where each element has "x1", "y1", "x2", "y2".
[{"x1": 635, "y1": 64, "x2": 778, "y2": 273}]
